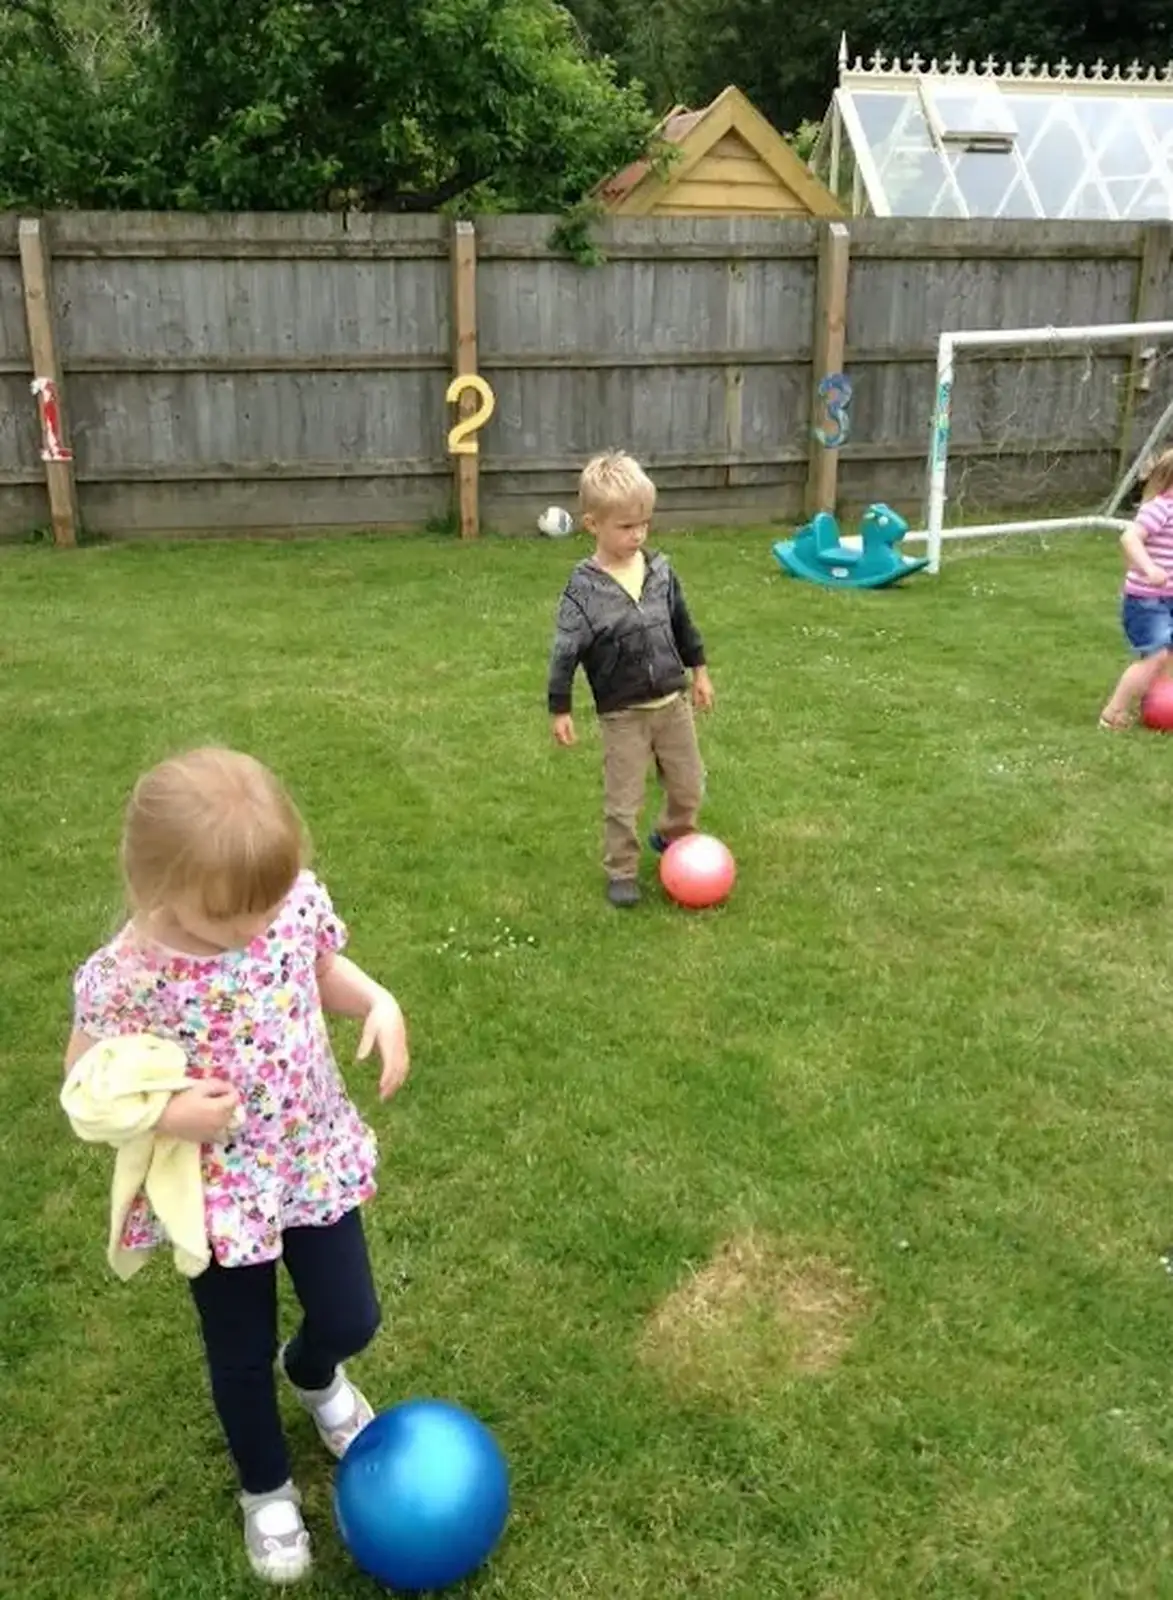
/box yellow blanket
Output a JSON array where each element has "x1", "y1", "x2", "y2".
[{"x1": 60, "y1": 1034, "x2": 210, "y2": 1280}]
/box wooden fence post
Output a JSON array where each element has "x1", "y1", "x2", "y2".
[
  {"x1": 724, "y1": 260, "x2": 747, "y2": 483},
  {"x1": 19, "y1": 218, "x2": 79, "y2": 548},
  {"x1": 1119, "y1": 221, "x2": 1173, "y2": 484},
  {"x1": 450, "y1": 220, "x2": 480, "y2": 539},
  {"x1": 804, "y1": 220, "x2": 851, "y2": 518}
]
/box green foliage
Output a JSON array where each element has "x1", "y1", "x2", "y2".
[
  {"x1": 548, "y1": 199, "x2": 610, "y2": 266},
  {"x1": 546, "y1": 132, "x2": 679, "y2": 266},
  {"x1": 861, "y1": 0, "x2": 1171, "y2": 79},
  {"x1": 0, "y1": 0, "x2": 654, "y2": 212},
  {"x1": 2, "y1": 0, "x2": 1171, "y2": 214},
  {"x1": 0, "y1": 0, "x2": 150, "y2": 207},
  {"x1": 786, "y1": 118, "x2": 822, "y2": 165},
  {"x1": 565, "y1": 0, "x2": 1173, "y2": 136},
  {"x1": 561, "y1": 0, "x2": 709, "y2": 111}
]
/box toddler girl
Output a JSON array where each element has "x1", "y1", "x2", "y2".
[
  {"x1": 63, "y1": 748, "x2": 409, "y2": 1584},
  {"x1": 1101, "y1": 446, "x2": 1173, "y2": 729}
]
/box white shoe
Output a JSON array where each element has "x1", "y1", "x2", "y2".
[
  {"x1": 279, "y1": 1344, "x2": 375, "y2": 1459},
  {"x1": 240, "y1": 1482, "x2": 312, "y2": 1585}
]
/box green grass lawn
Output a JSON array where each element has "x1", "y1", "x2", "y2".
[{"x1": 6, "y1": 527, "x2": 1173, "y2": 1598}]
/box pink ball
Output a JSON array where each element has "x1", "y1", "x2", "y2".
[
  {"x1": 659, "y1": 833, "x2": 736, "y2": 909},
  {"x1": 1143, "y1": 678, "x2": 1173, "y2": 731}
]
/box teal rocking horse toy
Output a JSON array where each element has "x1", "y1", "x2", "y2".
[{"x1": 772, "y1": 503, "x2": 928, "y2": 591}]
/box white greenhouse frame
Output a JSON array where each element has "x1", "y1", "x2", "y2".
[
  {"x1": 905, "y1": 320, "x2": 1173, "y2": 573},
  {"x1": 815, "y1": 40, "x2": 1173, "y2": 222}
]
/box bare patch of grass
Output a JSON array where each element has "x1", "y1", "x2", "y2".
[{"x1": 639, "y1": 1231, "x2": 866, "y2": 1398}]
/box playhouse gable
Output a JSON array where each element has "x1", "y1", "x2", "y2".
[{"x1": 599, "y1": 86, "x2": 841, "y2": 219}]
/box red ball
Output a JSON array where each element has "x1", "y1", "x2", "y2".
[
  {"x1": 659, "y1": 833, "x2": 736, "y2": 909},
  {"x1": 1142, "y1": 677, "x2": 1173, "y2": 731}
]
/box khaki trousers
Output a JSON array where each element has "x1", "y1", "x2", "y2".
[{"x1": 598, "y1": 693, "x2": 705, "y2": 880}]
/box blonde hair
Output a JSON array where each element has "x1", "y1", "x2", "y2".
[
  {"x1": 579, "y1": 451, "x2": 656, "y2": 521},
  {"x1": 1142, "y1": 446, "x2": 1173, "y2": 501},
  {"x1": 122, "y1": 748, "x2": 306, "y2": 920}
]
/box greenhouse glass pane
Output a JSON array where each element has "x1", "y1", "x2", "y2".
[
  {"x1": 1020, "y1": 116, "x2": 1084, "y2": 215},
  {"x1": 888, "y1": 148, "x2": 960, "y2": 215},
  {"x1": 851, "y1": 91, "x2": 906, "y2": 148},
  {"x1": 1146, "y1": 102, "x2": 1173, "y2": 144},
  {"x1": 1105, "y1": 177, "x2": 1147, "y2": 216},
  {"x1": 1080, "y1": 101, "x2": 1152, "y2": 179},
  {"x1": 951, "y1": 149, "x2": 1023, "y2": 215},
  {"x1": 1127, "y1": 177, "x2": 1173, "y2": 219},
  {"x1": 996, "y1": 175, "x2": 1041, "y2": 218},
  {"x1": 848, "y1": 90, "x2": 957, "y2": 215},
  {"x1": 1004, "y1": 96, "x2": 1050, "y2": 145},
  {"x1": 925, "y1": 176, "x2": 965, "y2": 217},
  {"x1": 1066, "y1": 180, "x2": 1114, "y2": 219},
  {"x1": 921, "y1": 77, "x2": 1016, "y2": 141}
]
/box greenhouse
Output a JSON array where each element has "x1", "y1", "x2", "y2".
[{"x1": 812, "y1": 43, "x2": 1173, "y2": 220}]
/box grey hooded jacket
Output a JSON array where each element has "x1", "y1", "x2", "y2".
[{"x1": 546, "y1": 551, "x2": 706, "y2": 716}]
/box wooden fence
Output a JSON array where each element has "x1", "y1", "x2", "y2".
[{"x1": 1, "y1": 211, "x2": 1171, "y2": 543}]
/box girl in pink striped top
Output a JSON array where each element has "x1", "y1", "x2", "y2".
[{"x1": 1101, "y1": 448, "x2": 1173, "y2": 729}]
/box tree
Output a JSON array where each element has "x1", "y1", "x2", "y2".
[
  {"x1": 0, "y1": 0, "x2": 156, "y2": 207},
  {"x1": 861, "y1": 0, "x2": 1171, "y2": 80},
  {"x1": 0, "y1": 0, "x2": 655, "y2": 212},
  {"x1": 566, "y1": 0, "x2": 1173, "y2": 136},
  {"x1": 685, "y1": 1, "x2": 852, "y2": 129},
  {"x1": 560, "y1": 0, "x2": 707, "y2": 113},
  {"x1": 6, "y1": 0, "x2": 1170, "y2": 212}
]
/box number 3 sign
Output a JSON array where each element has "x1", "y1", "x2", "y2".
[{"x1": 813, "y1": 372, "x2": 853, "y2": 449}]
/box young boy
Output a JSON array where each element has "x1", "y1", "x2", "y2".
[{"x1": 547, "y1": 451, "x2": 715, "y2": 907}]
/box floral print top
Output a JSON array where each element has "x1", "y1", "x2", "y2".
[{"x1": 72, "y1": 871, "x2": 378, "y2": 1269}]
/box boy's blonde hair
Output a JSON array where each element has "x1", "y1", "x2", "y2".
[
  {"x1": 122, "y1": 748, "x2": 306, "y2": 920},
  {"x1": 1142, "y1": 446, "x2": 1173, "y2": 501},
  {"x1": 579, "y1": 451, "x2": 656, "y2": 521}
]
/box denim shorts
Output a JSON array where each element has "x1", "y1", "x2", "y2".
[{"x1": 1122, "y1": 593, "x2": 1173, "y2": 657}]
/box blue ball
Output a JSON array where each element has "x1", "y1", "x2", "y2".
[{"x1": 334, "y1": 1400, "x2": 510, "y2": 1592}]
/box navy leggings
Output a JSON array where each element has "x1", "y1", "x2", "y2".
[{"x1": 189, "y1": 1208, "x2": 381, "y2": 1494}]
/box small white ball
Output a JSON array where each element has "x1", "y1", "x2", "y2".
[{"x1": 538, "y1": 506, "x2": 574, "y2": 537}]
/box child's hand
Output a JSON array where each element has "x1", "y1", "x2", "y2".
[
  {"x1": 552, "y1": 713, "x2": 577, "y2": 746},
  {"x1": 157, "y1": 1080, "x2": 240, "y2": 1142},
  {"x1": 1146, "y1": 565, "x2": 1170, "y2": 587},
  {"x1": 691, "y1": 667, "x2": 715, "y2": 712},
  {"x1": 358, "y1": 994, "x2": 410, "y2": 1101}
]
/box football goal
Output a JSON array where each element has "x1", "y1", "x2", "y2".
[{"x1": 903, "y1": 320, "x2": 1173, "y2": 573}]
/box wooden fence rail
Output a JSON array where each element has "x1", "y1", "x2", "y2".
[{"x1": 0, "y1": 212, "x2": 1170, "y2": 543}]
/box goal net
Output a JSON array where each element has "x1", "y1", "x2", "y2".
[{"x1": 906, "y1": 320, "x2": 1173, "y2": 573}]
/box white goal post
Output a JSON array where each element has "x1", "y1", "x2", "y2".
[{"x1": 905, "y1": 320, "x2": 1173, "y2": 573}]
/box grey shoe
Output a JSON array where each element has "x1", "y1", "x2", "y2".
[
  {"x1": 240, "y1": 1482, "x2": 311, "y2": 1584},
  {"x1": 279, "y1": 1344, "x2": 374, "y2": 1459},
  {"x1": 607, "y1": 878, "x2": 641, "y2": 908}
]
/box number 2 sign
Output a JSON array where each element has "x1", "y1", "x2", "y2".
[{"x1": 446, "y1": 374, "x2": 496, "y2": 455}]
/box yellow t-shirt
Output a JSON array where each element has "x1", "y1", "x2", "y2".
[
  {"x1": 608, "y1": 552, "x2": 677, "y2": 711},
  {"x1": 610, "y1": 552, "x2": 644, "y2": 604}
]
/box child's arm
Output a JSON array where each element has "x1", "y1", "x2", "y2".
[
  {"x1": 1122, "y1": 517, "x2": 1169, "y2": 586},
  {"x1": 62, "y1": 1026, "x2": 237, "y2": 1138},
  {"x1": 548, "y1": 592, "x2": 590, "y2": 745},
  {"x1": 63, "y1": 1027, "x2": 95, "y2": 1077},
  {"x1": 667, "y1": 571, "x2": 714, "y2": 710},
  {"x1": 317, "y1": 953, "x2": 408, "y2": 1101}
]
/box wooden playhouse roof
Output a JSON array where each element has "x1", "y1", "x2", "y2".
[{"x1": 597, "y1": 85, "x2": 842, "y2": 218}]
